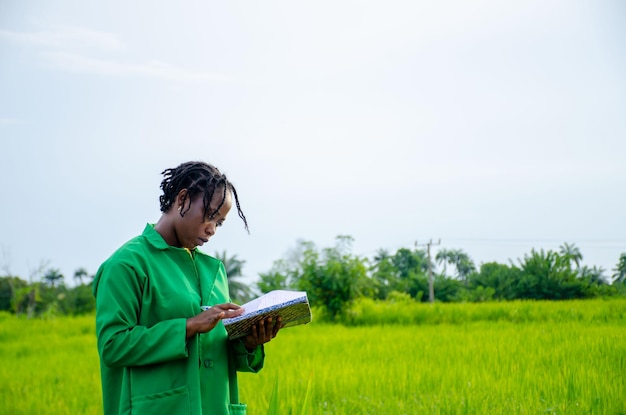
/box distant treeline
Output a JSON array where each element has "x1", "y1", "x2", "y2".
[
  {"x1": 257, "y1": 237, "x2": 626, "y2": 320},
  {"x1": 1, "y1": 238, "x2": 625, "y2": 318},
  {"x1": 0, "y1": 268, "x2": 94, "y2": 318}
]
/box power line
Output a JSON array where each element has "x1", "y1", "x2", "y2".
[
  {"x1": 442, "y1": 238, "x2": 626, "y2": 245},
  {"x1": 361, "y1": 238, "x2": 626, "y2": 255}
]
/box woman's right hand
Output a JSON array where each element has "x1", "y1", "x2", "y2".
[{"x1": 186, "y1": 303, "x2": 243, "y2": 339}]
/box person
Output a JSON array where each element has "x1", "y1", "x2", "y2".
[{"x1": 93, "y1": 161, "x2": 281, "y2": 415}]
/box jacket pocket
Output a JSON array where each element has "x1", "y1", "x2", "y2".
[
  {"x1": 229, "y1": 402, "x2": 247, "y2": 415},
  {"x1": 131, "y1": 384, "x2": 191, "y2": 414}
]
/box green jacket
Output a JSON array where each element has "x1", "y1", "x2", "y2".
[{"x1": 93, "y1": 224, "x2": 264, "y2": 415}]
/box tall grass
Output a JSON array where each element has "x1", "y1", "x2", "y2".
[
  {"x1": 336, "y1": 296, "x2": 626, "y2": 326},
  {"x1": 0, "y1": 312, "x2": 102, "y2": 415},
  {"x1": 244, "y1": 298, "x2": 626, "y2": 414},
  {"x1": 245, "y1": 319, "x2": 626, "y2": 414},
  {"x1": 1, "y1": 299, "x2": 625, "y2": 414}
]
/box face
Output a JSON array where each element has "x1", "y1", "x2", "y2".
[{"x1": 174, "y1": 188, "x2": 232, "y2": 249}]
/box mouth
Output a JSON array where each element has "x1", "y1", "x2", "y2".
[{"x1": 198, "y1": 237, "x2": 209, "y2": 245}]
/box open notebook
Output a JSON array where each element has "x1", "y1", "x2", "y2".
[{"x1": 223, "y1": 290, "x2": 312, "y2": 339}]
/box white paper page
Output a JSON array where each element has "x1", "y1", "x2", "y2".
[{"x1": 240, "y1": 290, "x2": 306, "y2": 315}]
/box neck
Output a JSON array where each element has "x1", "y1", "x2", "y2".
[{"x1": 154, "y1": 214, "x2": 181, "y2": 247}]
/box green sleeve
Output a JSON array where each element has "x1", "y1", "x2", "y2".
[
  {"x1": 95, "y1": 261, "x2": 189, "y2": 368},
  {"x1": 230, "y1": 339, "x2": 264, "y2": 373}
]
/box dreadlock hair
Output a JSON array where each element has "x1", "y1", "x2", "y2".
[{"x1": 159, "y1": 161, "x2": 249, "y2": 233}]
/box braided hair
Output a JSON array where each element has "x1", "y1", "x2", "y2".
[{"x1": 159, "y1": 161, "x2": 249, "y2": 233}]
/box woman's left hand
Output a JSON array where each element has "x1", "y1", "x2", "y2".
[{"x1": 242, "y1": 317, "x2": 282, "y2": 351}]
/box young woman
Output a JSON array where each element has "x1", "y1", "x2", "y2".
[{"x1": 93, "y1": 161, "x2": 280, "y2": 415}]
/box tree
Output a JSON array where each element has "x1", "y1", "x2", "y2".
[
  {"x1": 470, "y1": 262, "x2": 521, "y2": 300},
  {"x1": 613, "y1": 253, "x2": 626, "y2": 284},
  {"x1": 214, "y1": 251, "x2": 254, "y2": 304},
  {"x1": 373, "y1": 249, "x2": 390, "y2": 263},
  {"x1": 392, "y1": 248, "x2": 428, "y2": 279},
  {"x1": 435, "y1": 249, "x2": 453, "y2": 275},
  {"x1": 559, "y1": 242, "x2": 583, "y2": 271},
  {"x1": 455, "y1": 252, "x2": 476, "y2": 286},
  {"x1": 579, "y1": 265, "x2": 607, "y2": 285},
  {"x1": 433, "y1": 274, "x2": 463, "y2": 302},
  {"x1": 257, "y1": 259, "x2": 292, "y2": 293},
  {"x1": 295, "y1": 236, "x2": 369, "y2": 321},
  {"x1": 12, "y1": 283, "x2": 40, "y2": 316},
  {"x1": 0, "y1": 276, "x2": 28, "y2": 312},
  {"x1": 435, "y1": 249, "x2": 475, "y2": 286},
  {"x1": 379, "y1": 248, "x2": 429, "y2": 300},
  {"x1": 517, "y1": 249, "x2": 584, "y2": 300},
  {"x1": 370, "y1": 249, "x2": 401, "y2": 300},
  {"x1": 73, "y1": 267, "x2": 90, "y2": 285},
  {"x1": 19, "y1": 260, "x2": 49, "y2": 317},
  {"x1": 42, "y1": 268, "x2": 64, "y2": 288},
  {"x1": 65, "y1": 283, "x2": 96, "y2": 315},
  {"x1": 257, "y1": 241, "x2": 317, "y2": 294}
]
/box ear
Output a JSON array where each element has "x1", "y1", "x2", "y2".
[{"x1": 175, "y1": 189, "x2": 189, "y2": 212}]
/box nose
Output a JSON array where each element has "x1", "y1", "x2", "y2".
[{"x1": 205, "y1": 221, "x2": 217, "y2": 236}]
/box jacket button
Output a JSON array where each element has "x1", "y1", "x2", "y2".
[{"x1": 203, "y1": 360, "x2": 213, "y2": 368}]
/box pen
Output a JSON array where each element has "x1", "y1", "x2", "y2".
[{"x1": 201, "y1": 306, "x2": 210, "y2": 311}]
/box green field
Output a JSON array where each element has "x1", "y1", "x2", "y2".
[{"x1": 1, "y1": 299, "x2": 625, "y2": 414}]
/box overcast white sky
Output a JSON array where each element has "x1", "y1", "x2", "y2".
[{"x1": 1, "y1": 1, "x2": 625, "y2": 287}]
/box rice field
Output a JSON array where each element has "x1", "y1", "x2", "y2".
[{"x1": 1, "y1": 299, "x2": 625, "y2": 414}]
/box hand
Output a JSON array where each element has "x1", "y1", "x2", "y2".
[
  {"x1": 186, "y1": 303, "x2": 243, "y2": 340},
  {"x1": 242, "y1": 317, "x2": 282, "y2": 351}
]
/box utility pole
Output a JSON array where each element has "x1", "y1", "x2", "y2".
[{"x1": 416, "y1": 239, "x2": 441, "y2": 303}]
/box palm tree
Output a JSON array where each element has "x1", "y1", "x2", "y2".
[
  {"x1": 373, "y1": 249, "x2": 390, "y2": 264},
  {"x1": 435, "y1": 249, "x2": 453, "y2": 276},
  {"x1": 214, "y1": 251, "x2": 255, "y2": 303},
  {"x1": 456, "y1": 252, "x2": 476, "y2": 285},
  {"x1": 559, "y1": 242, "x2": 583, "y2": 271},
  {"x1": 73, "y1": 267, "x2": 89, "y2": 285},
  {"x1": 612, "y1": 253, "x2": 626, "y2": 284},
  {"x1": 436, "y1": 249, "x2": 475, "y2": 286},
  {"x1": 42, "y1": 268, "x2": 64, "y2": 288},
  {"x1": 370, "y1": 249, "x2": 398, "y2": 300},
  {"x1": 580, "y1": 265, "x2": 607, "y2": 285}
]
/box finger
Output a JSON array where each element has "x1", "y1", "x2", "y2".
[
  {"x1": 223, "y1": 308, "x2": 244, "y2": 318},
  {"x1": 256, "y1": 319, "x2": 266, "y2": 339},
  {"x1": 214, "y1": 311, "x2": 225, "y2": 322},
  {"x1": 265, "y1": 319, "x2": 275, "y2": 341},
  {"x1": 272, "y1": 318, "x2": 282, "y2": 337},
  {"x1": 263, "y1": 318, "x2": 274, "y2": 341},
  {"x1": 215, "y1": 303, "x2": 241, "y2": 311},
  {"x1": 250, "y1": 323, "x2": 258, "y2": 340}
]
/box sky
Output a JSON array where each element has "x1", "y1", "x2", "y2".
[{"x1": 1, "y1": 0, "x2": 625, "y2": 287}]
